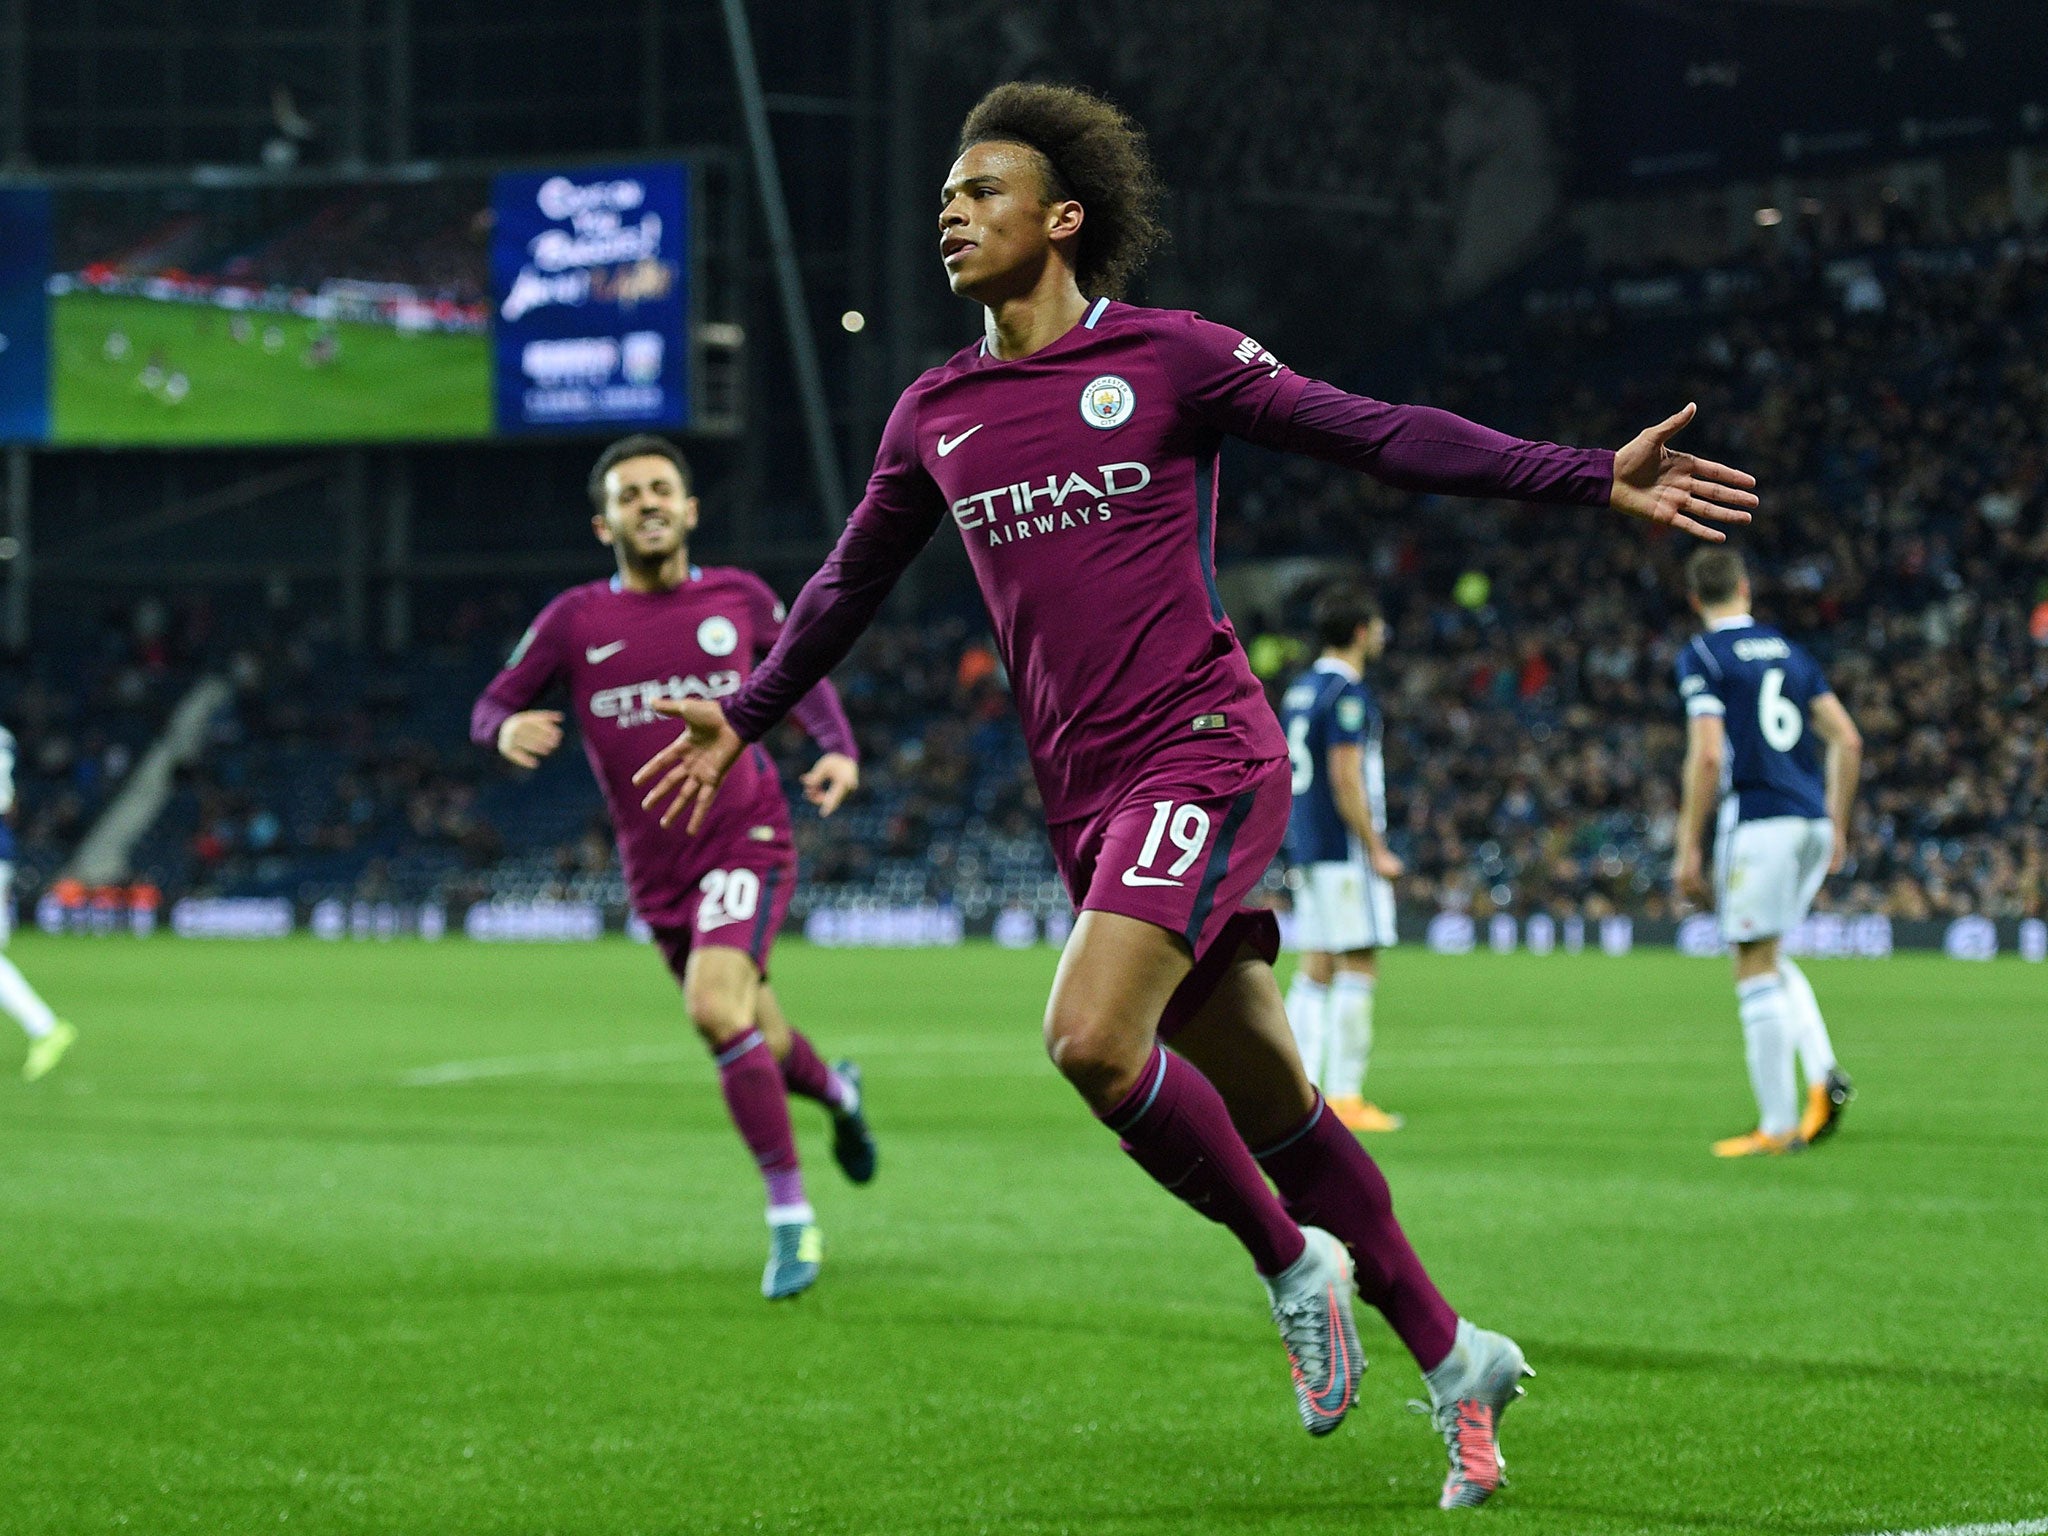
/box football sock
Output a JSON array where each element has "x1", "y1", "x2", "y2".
[
  {"x1": 1323, "y1": 971, "x2": 1376, "y2": 1101},
  {"x1": 779, "y1": 1028, "x2": 855, "y2": 1113},
  {"x1": 713, "y1": 1028, "x2": 810, "y2": 1222},
  {"x1": 1777, "y1": 957, "x2": 1838, "y2": 1089},
  {"x1": 1735, "y1": 973, "x2": 1799, "y2": 1138},
  {"x1": 1255, "y1": 1095, "x2": 1458, "y2": 1371},
  {"x1": 1101, "y1": 1044, "x2": 1307, "y2": 1278},
  {"x1": 0, "y1": 956, "x2": 57, "y2": 1039},
  {"x1": 1282, "y1": 975, "x2": 1329, "y2": 1090}
]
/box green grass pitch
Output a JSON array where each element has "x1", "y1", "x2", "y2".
[
  {"x1": 1, "y1": 936, "x2": 2042, "y2": 1534},
  {"x1": 49, "y1": 291, "x2": 492, "y2": 445}
]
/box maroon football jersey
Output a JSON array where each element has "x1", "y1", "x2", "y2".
[
  {"x1": 472, "y1": 567, "x2": 855, "y2": 926},
  {"x1": 726, "y1": 301, "x2": 1611, "y2": 827}
]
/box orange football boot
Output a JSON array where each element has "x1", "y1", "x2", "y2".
[
  {"x1": 1798, "y1": 1068, "x2": 1854, "y2": 1144},
  {"x1": 1711, "y1": 1128, "x2": 1803, "y2": 1158},
  {"x1": 1328, "y1": 1095, "x2": 1405, "y2": 1132}
]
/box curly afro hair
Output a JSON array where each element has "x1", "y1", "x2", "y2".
[{"x1": 958, "y1": 82, "x2": 1166, "y2": 299}]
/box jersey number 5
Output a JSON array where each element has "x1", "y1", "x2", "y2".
[
  {"x1": 1759, "y1": 667, "x2": 1804, "y2": 752},
  {"x1": 1287, "y1": 716, "x2": 1314, "y2": 795}
]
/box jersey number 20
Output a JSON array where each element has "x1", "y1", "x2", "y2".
[
  {"x1": 1759, "y1": 667, "x2": 1803, "y2": 752},
  {"x1": 697, "y1": 868, "x2": 761, "y2": 931}
]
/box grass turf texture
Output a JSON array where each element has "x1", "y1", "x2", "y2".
[
  {"x1": 2, "y1": 937, "x2": 2042, "y2": 1535},
  {"x1": 50, "y1": 291, "x2": 491, "y2": 444}
]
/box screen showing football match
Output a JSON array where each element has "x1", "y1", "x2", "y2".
[{"x1": 0, "y1": 162, "x2": 689, "y2": 446}]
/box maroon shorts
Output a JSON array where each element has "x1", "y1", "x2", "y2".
[
  {"x1": 1046, "y1": 751, "x2": 1289, "y2": 1032},
  {"x1": 648, "y1": 845, "x2": 798, "y2": 983}
]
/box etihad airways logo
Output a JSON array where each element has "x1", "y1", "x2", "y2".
[
  {"x1": 950, "y1": 460, "x2": 1152, "y2": 545},
  {"x1": 591, "y1": 670, "x2": 741, "y2": 728}
]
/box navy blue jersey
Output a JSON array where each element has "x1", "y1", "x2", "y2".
[
  {"x1": 1675, "y1": 618, "x2": 1830, "y2": 821},
  {"x1": 1281, "y1": 659, "x2": 1384, "y2": 864}
]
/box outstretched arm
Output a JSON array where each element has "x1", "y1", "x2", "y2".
[
  {"x1": 1279, "y1": 385, "x2": 1755, "y2": 542},
  {"x1": 635, "y1": 391, "x2": 945, "y2": 830},
  {"x1": 1148, "y1": 313, "x2": 1756, "y2": 541}
]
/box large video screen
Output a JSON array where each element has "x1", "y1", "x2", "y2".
[{"x1": 0, "y1": 162, "x2": 689, "y2": 447}]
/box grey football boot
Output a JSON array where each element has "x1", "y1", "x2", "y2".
[
  {"x1": 1261, "y1": 1226, "x2": 1365, "y2": 1435},
  {"x1": 1418, "y1": 1318, "x2": 1534, "y2": 1508}
]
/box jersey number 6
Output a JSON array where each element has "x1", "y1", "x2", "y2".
[
  {"x1": 1759, "y1": 667, "x2": 1804, "y2": 752},
  {"x1": 1286, "y1": 716, "x2": 1314, "y2": 795}
]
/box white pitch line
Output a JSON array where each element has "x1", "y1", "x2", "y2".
[
  {"x1": 1853, "y1": 1519, "x2": 2048, "y2": 1536},
  {"x1": 398, "y1": 1042, "x2": 697, "y2": 1086}
]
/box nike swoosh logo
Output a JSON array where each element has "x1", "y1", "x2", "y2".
[
  {"x1": 585, "y1": 641, "x2": 625, "y2": 663},
  {"x1": 1303, "y1": 1285, "x2": 1356, "y2": 1426},
  {"x1": 1120, "y1": 867, "x2": 1183, "y2": 888},
  {"x1": 935, "y1": 424, "x2": 983, "y2": 457}
]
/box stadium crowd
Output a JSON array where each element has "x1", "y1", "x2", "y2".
[
  {"x1": 1229, "y1": 220, "x2": 2048, "y2": 922},
  {"x1": 8, "y1": 218, "x2": 2043, "y2": 928},
  {"x1": 59, "y1": 181, "x2": 489, "y2": 308}
]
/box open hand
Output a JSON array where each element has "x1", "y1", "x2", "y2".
[
  {"x1": 802, "y1": 752, "x2": 860, "y2": 817},
  {"x1": 633, "y1": 698, "x2": 745, "y2": 832},
  {"x1": 1611, "y1": 403, "x2": 1758, "y2": 542}
]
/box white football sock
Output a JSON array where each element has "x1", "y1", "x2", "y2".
[
  {"x1": 1323, "y1": 971, "x2": 1377, "y2": 1100},
  {"x1": 1777, "y1": 957, "x2": 1837, "y2": 1089},
  {"x1": 1283, "y1": 975, "x2": 1329, "y2": 1092},
  {"x1": 0, "y1": 955, "x2": 57, "y2": 1039},
  {"x1": 1735, "y1": 972, "x2": 1799, "y2": 1138}
]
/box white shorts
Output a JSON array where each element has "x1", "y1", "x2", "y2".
[
  {"x1": 1714, "y1": 813, "x2": 1832, "y2": 944},
  {"x1": 1291, "y1": 856, "x2": 1397, "y2": 954}
]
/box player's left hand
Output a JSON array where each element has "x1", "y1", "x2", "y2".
[
  {"x1": 1369, "y1": 847, "x2": 1404, "y2": 880},
  {"x1": 1610, "y1": 403, "x2": 1758, "y2": 542},
  {"x1": 802, "y1": 753, "x2": 860, "y2": 817}
]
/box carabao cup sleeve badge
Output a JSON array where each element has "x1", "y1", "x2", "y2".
[{"x1": 1080, "y1": 375, "x2": 1135, "y2": 429}]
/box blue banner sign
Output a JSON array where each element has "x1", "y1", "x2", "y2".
[
  {"x1": 490, "y1": 164, "x2": 690, "y2": 434},
  {"x1": 0, "y1": 188, "x2": 52, "y2": 444}
]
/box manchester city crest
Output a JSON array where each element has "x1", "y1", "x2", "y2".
[
  {"x1": 1080, "y1": 374, "x2": 1135, "y2": 430},
  {"x1": 697, "y1": 615, "x2": 739, "y2": 656}
]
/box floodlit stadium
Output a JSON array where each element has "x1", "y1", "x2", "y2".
[{"x1": 1, "y1": 3, "x2": 2043, "y2": 1533}]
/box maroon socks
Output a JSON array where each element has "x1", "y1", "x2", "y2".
[
  {"x1": 1100, "y1": 1045, "x2": 1307, "y2": 1277},
  {"x1": 714, "y1": 1028, "x2": 809, "y2": 1219},
  {"x1": 779, "y1": 1028, "x2": 854, "y2": 1113},
  {"x1": 1255, "y1": 1096, "x2": 1458, "y2": 1371}
]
